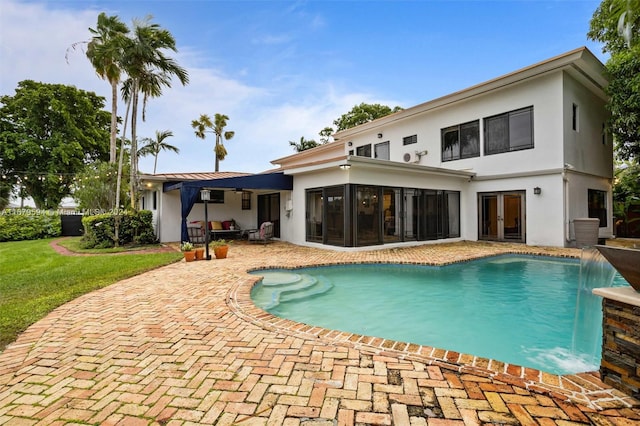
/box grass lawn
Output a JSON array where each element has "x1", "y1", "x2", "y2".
[{"x1": 0, "y1": 238, "x2": 183, "y2": 351}]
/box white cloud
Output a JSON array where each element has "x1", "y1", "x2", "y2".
[{"x1": 1, "y1": 0, "x2": 402, "y2": 176}]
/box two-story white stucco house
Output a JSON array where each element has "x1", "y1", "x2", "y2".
[{"x1": 140, "y1": 46, "x2": 613, "y2": 249}]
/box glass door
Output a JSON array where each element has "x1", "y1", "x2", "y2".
[
  {"x1": 480, "y1": 194, "x2": 499, "y2": 240},
  {"x1": 479, "y1": 191, "x2": 525, "y2": 242},
  {"x1": 325, "y1": 186, "x2": 345, "y2": 246},
  {"x1": 257, "y1": 193, "x2": 280, "y2": 238},
  {"x1": 355, "y1": 185, "x2": 380, "y2": 246}
]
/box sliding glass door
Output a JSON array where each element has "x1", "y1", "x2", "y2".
[{"x1": 306, "y1": 185, "x2": 461, "y2": 247}]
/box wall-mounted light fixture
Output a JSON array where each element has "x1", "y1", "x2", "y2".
[
  {"x1": 534, "y1": 187, "x2": 542, "y2": 195},
  {"x1": 347, "y1": 141, "x2": 353, "y2": 146},
  {"x1": 377, "y1": 133, "x2": 383, "y2": 139},
  {"x1": 339, "y1": 164, "x2": 351, "y2": 170}
]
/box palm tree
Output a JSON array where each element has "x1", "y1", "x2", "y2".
[
  {"x1": 138, "y1": 130, "x2": 179, "y2": 174},
  {"x1": 121, "y1": 16, "x2": 189, "y2": 208},
  {"x1": 289, "y1": 136, "x2": 319, "y2": 152},
  {"x1": 192, "y1": 113, "x2": 235, "y2": 171},
  {"x1": 85, "y1": 13, "x2": 129, "y2": 164},
  {"x1": 319, "y1": 127, "x2": 334, "y2": 144}
]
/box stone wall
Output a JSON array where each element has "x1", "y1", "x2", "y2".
[{"x1": 600, "y1": 297, "x2": 640, "y2": 399}]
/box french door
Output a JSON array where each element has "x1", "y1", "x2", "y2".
[
  {"x1": 479, "y1": 191, "x2": 525, "y2": 242},
  {"x1": 257, "y1": 193, "x2": 280, "y2": 238}
]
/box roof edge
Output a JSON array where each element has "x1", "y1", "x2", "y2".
[{"x1": 334, "y1": 47, "x2": 605, "y2": 140}]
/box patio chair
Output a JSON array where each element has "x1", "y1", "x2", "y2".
[
  {"x1": 187, "y1": 223, "x2": 206, "y2": 244},
  {"x1": 247, "y1": 221, "x2": 274, "y2": 244}
]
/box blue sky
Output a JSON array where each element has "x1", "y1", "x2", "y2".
[{"x1": 1, "y1": 0, "x2": 607, "y2": 175}]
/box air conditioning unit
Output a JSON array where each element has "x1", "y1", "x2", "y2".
[{"x1": 403, "y1": 151, "x2": 420, "y2": 163}]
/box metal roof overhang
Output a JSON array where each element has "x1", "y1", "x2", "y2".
[{"x1": 164, "y1": 172, "x2": 293, "y2": 192}]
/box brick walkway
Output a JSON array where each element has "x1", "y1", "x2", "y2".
[{"x1": 1, "y1": 241, "x2": 638, "y2": 425}]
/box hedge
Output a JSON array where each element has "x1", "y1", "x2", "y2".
[
  {"x1": 0, "y1": 209, "x2": 62, "y2": 242},
  {"x1": 81, "y1": 210, "x2": 157, "y2": 248}
]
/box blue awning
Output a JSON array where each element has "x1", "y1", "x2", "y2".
[
  {"x1": 172, "y1": 172, "x2": 293, "y2": 242},
  {"x1": 165, "y1": 171, "x2": 293, "y2": 192}
]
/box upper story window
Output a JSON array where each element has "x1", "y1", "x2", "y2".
[
  {"x1": 403, "y1": 135, "x2": 417, "y2": 145},
  {"x1": 374, "y1": 141, "x2": 390, "y2": 160},
  {"x1": 441, "y1": 120, "x2": 480, "y2": 162},
  {"x1": 484, "y1": 106, "x2": 534, "y2": 155},
  {"x1": 356, "y1": 144, "x2": 371, "y2": 157},
  {"x1": 572, "y1": 103, "x2": 579, "y2": 131}
]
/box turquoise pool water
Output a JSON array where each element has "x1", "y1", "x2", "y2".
[{"x1": 250, "y1": 255, "x2": 626, "y2": 375}]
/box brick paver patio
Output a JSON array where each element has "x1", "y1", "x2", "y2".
[{"x1": 0, "y1": 240, "x2": 638, "y2": 425}]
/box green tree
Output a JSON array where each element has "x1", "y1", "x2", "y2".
[
  {"x1": 85, "y1": 13, "x2": 130, "y2": 164},
  {"x1": 138, "y1": 129, "x2": 179, "y2": 173},
  {"x1": 319, "y1": 127, "x2": 334, "y2": 144},
  {"x1": 0, "y1": 181, "x2": 11, "y2": 210},
  {"x1": 121, "y1": 16, "x2": 189, "y2": 208},
  {"x1": 604, "y1": 48, "x2": 640, "y2": 160},
  {"x1": 0, "y1": 155, "x2": 15, "y2": 209},
  {"x1": 589, "y1": 0, "x2": 640, "y2": 161},
  {"x1": 588, "y1": 0, "x2": 639, "y2": 51},
  {"x1": 192, "y1": 113, "x2": 235, "y2": 171},
  {"x1": 289, "y1": 136, "x2": 319, "y2": 152},
  {"x1": 73, "y1": 161, "x2": 130, "y2": 211},
  {"x1": 613, "y1": 159, "x2": 640, "y2": 236},
  {"x1": 0, "y1": 80, "x2": 110, "y2": 209},
  {"x1": 333, "y1": 103, "x2": 403, "y2": 132}
]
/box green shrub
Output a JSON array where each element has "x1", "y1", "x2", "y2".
[
  {"x1": 0, "y1": 209, "x2": 62, "y2": 241},
  {"x1": 82, "y1": 210, "x2": 157, "y2": 248}
]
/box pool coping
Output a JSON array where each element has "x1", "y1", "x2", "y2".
[{"x1": 227, "y1": 253, "x2": 639, "y2": 410}]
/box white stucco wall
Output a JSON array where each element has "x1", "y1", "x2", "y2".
[
  {"x1": 469, "y1": 174, "x2": 565, "y2": 246},
  {"x1": 565, "y1": 171, "x2": 614, "y2": 242},
  {"x1": 159, "y1": 190, "x2": 182, "y2": 243},
  {"x1": 327, "y1": 66, "x2": 611, "y2": 248},
  {"x1": 345, "y1": 73, "x2": 565, "y2": 177},
  {"x1": 562, "y1": 73, "x2": 612, "y2": 178}
]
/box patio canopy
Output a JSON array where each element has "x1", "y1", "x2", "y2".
[{"x1": 165, "y1": 172, "x2": 294, "y2": 242}]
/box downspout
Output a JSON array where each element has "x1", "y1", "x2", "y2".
[{"x1": 563, "y1": 170, "x2": 572, "y2": 244}]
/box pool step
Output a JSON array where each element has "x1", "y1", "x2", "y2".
[{"x1": 251, "y1": 271, "x2": 333, "y2": 310}]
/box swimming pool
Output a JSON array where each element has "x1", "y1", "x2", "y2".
[{"x1": 250, "y1": 255, "x2": 625, "y2": 375}]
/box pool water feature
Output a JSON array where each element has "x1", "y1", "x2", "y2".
[{"x1": 250, "y1": 255, "x2": 625, "y2": 375}]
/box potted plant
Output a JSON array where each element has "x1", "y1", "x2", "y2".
[
  {"x1": 180, "y1": 241, "x2": 196, "y2": 262},
  {"x1": 194, "y1": 244, "x2": 205, "y2": 260},
  {"x1": 211, "y1": 239, "x2": 230, "y2": 259}
]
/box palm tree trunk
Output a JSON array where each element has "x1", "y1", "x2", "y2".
[
  {"x1": 114, "y1": 97, "x2": 131, "y2": 248},
  {"x1": 110, "y1": 81, "x2": 118, "y2": 163},
  {"x1": 130, "y1": 81, "x2": 139, "y2": 209},
  {"x1": 153, "y1": 153, "x2": 158, "y2": 174},
  {"x1": 215, "y1": 135, "x2": 220, "y2": 172}
]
